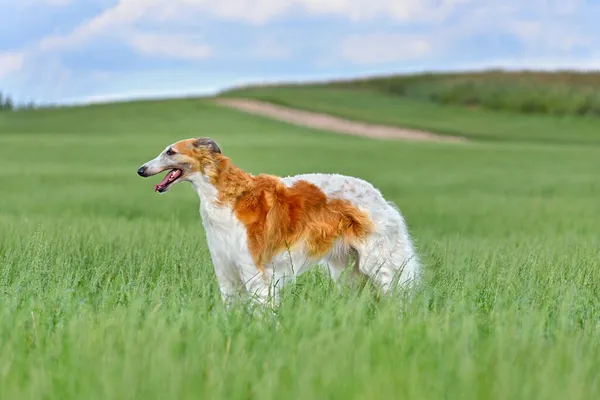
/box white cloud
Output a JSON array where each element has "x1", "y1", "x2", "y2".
[
  {"x1": 38, "y1": 0, "x2": 150, "y2": 51},
  {"x1": 35, "y1": 0, "x2": 472, "y2": 53},
  {"x1": 32, "y1": 0, "x2": 595, "y2": 68},
  {"x1": 133, "y1": 0, "x2": 469, "y2": 24},
  {"x1": 130, "y1": 33, "x2": 211, "y2": 60},
  {"x1": 332, "y1": 0, "x2": 594, "y2": 66},
  {"x1": 341, "y1": 34, "x2": 432, "y2": 65},
  {"x1": 506, "y1": 20, "x2": 590, "y2": 53},
  {"x1": 0, "y1": 52, "x2": 25, "y2": 79}
]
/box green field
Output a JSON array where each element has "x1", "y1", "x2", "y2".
[
  {"x1": 221, "y1": 86, "x2": 600, "y2": 144},
  {"x1": 224, "y1": 70, "x2": 600, "y2": 118},
  {"x1": 2, "y1": 93, "x2": 600, "y2": 399}
]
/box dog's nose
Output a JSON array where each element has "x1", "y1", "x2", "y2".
[{"x1": 137, "y1": 166, "x2": 147, "y2": 177}]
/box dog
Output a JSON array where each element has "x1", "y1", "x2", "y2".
[{"x1": 138, "y1": 137, "x2": 420, "y2": 307}]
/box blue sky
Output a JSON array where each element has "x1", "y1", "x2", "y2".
[{"x1": 1, "y1": 0, "x2": 599, "y2": 104}]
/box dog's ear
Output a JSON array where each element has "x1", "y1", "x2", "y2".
[{"x1": 193, "y1": 137, "x2": 221, "y2": 154}]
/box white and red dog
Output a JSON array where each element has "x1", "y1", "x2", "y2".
[{"x1": 138, "y1": 138, "x2": 420, "y2": 307}]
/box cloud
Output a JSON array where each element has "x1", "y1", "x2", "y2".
[
  {"x1": 0, "y1": 52, "x2": 25, "y2": 79},
  {"x1": 31, "y1": 0, "x2": 596, "y2": 67},
  {"x1": 129, "y1": 33, "x2": 211, "y2": 60},
  {"x1": 34, "y1": 0, "x2": 473, "y2": 53},
  {"x1": 341, "y1": 34, "x2": 433, "y2": 65},
  {"x1": 37, "y1": 0, "x2": 593, "y2": 68},
  {"x1": 37, "y1": 2, "x2": 145, "y2": 52},
  {"x1": 506, "y1": 20, "x2": 591, "y2": 53},
  {"x1": 98, "y1": 0, "x2": 470, "y2": 25}
]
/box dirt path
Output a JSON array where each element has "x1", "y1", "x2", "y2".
[{"x1": 214, "y1": 98, "x2": 466, "y2": 143}]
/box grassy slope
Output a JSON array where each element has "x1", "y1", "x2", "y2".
[
  {"x1": 2, "y1": 99, "x2": 600, "y2": 399},
  {"x1": 226, "y1": 70, "x2": 600, "y2": 118},
  {"x1": 220, "y1": 86, "x2": 600, "y2": 144}
]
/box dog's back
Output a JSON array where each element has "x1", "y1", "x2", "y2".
[{"x1": 280, "y1": 172, "x2": 421, "y2": 291}]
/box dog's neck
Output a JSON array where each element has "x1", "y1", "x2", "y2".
[
  {"x1": 188, "y1": 155, "x2": 255, "y2": 207},
  {"x1": 189, "y1": 173, "x2": 219, "y2": 205}
]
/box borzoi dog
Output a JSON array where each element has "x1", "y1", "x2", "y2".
[{"x1": 137, "y1": 138, "x2": 420, "y2": 307}]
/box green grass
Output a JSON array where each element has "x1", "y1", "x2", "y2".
[
  {"x1": 2, "y1": 98, "x2": 600, "y2": 399},
  {"x1": 224, "y1": 70, "x2": 600, "y2": 118},
  {"x1": 220, "y1": 86, "x2": 600, "y2": 144}
]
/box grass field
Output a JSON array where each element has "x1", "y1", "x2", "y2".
[{"x1": 2, "y1": 95, "x2": 600, "y2": 399}]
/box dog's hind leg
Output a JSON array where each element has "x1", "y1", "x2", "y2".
[
  {"x1": 353, "y1": 233, "x2": 420, "y2": 294},
  {"x1": 327, "y1": 247, "x2": 368, "y2": 292}
]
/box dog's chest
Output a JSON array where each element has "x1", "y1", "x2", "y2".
[{"x1": 199, "y1": 201, "x2": 250, "y2": 262}]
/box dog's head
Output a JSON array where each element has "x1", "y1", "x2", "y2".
[{"x1": 137, "y1": 137, "x2": 222, "y2": 193}]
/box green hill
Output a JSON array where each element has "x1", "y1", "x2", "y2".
[
  {"x1": 224, "y1": 69, "x2": 600, "y2": 117},
  {"x1": 221, "y1": 70, "x2": 600, "y2": 144}
]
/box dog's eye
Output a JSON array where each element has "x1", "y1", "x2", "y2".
[{"x1": 166, "y1": 148, "x2": 176, "y2": 156}]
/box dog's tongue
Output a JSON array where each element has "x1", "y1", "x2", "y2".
[
  {"x1": 155, "y1": 176, "x2": 171, "y2": 192},
  {"x1": 155, "y1": 169, "x2": 180, "y2": 192}
]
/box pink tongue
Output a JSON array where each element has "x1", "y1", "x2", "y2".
[{"x1": 155, "y1": 169, "x2": 180, "y2": 192}]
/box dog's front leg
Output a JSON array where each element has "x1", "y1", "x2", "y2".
[
  {"x1": 211, "y1": 254, "x2": 244, "y2": 309},
  {"x1": 237, "y1": 263, "x2": 279, "y2": 308}
]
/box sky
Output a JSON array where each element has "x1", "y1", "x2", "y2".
[{"x1": 0, "y1": 0, "x2": 599, "y2": 104}]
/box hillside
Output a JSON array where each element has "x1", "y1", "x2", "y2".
[
  {"x1": 220, "y1": 84, "x2": 600, "y2": 144},
  {"x1": 223, "y1": 70, "x2": 600, "y2": 118}
]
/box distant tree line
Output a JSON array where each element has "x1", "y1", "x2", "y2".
[
  {"x1": 0, "y1": 91, "x2": 35, "y2": 112},
  {"x1": 0, "y1": 91, "x2": 14, "y2": 111}
]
